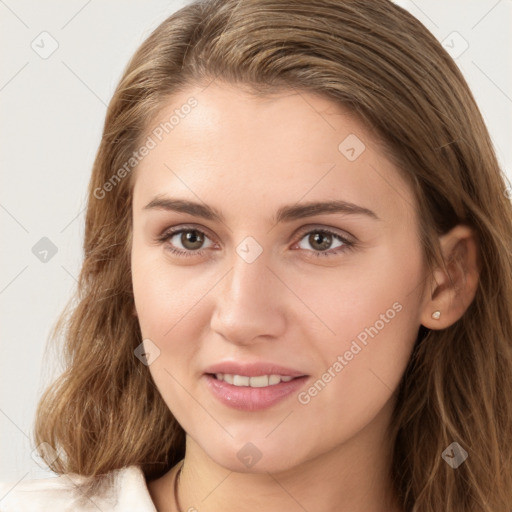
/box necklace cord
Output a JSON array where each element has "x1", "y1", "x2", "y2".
[{"x1": 173, "y1": 460, "x2": 184, "y2": 512}]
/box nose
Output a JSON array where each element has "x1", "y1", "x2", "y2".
[{"x1": 209, "y1": 250, "x2": 287, "y2": 346}]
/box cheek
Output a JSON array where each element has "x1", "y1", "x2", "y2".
[
  {"x1": 305, "y1": 254, "x2": 422, "y2": 424},
  {"x1": 293, "y1": 303, "x2": 419, "y2": 451},
  {"x1": 131, "y1": 243, "x2": 218, "y2": 404},
  {"x1": 131, "y1": 247, "x2": 205, "y2": 413},
  {"x1": 132, "y1": 242, "x2": 205, "y2": 338},
  {"x1": 296, "y1": 239, "x2": 422, "y2": 348}
]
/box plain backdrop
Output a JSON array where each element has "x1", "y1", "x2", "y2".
[{"x1": 1, "y1": 0, "x2": 511, "y2": 483}]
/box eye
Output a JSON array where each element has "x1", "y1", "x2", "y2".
[
  {"x1": 158, "y1": 226, "x2": 216, "y2": 258},
  {"x1": 293, "y1": 227, "x2": 355, "y2": 258}
]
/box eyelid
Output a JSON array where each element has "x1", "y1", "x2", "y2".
[
  {"x1": 158, "y1": 223, "x2": 217, "y2": 242},
  {"x1": 292, "y1": 223, "x2": 355, "y2": 243}
]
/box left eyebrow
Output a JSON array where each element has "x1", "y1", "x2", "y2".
[
  {"x1": 273, "y1": 199, "x2": 380, "y2": 223},
  {"x1": 143, "y1": 196, "x2": 381, "y2": 223}
]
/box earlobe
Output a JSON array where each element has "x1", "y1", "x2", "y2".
[{"x1": 420, "y1": 224, "x2": 480, "y2": 330}]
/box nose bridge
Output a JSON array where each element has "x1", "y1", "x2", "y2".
[
  {"x1": 223, "y1": 249, "x2": 275, "y2": 314},
  {"x1": 210, "y1": 247, "x2": 285, "y2": 343}
]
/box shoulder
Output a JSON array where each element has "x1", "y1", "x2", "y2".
[{"x1": 0, "y1": 465, "x2": 156, "y2": 511}]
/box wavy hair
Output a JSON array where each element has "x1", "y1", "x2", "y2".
[{"x1": 34, "y1": 0, "x2": 512, "y2": 509}]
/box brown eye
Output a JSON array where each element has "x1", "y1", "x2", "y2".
[
  {"x1": 293, "y1": 227, "x2": 356, "y2": 259},
  {"x1": 178, "y1": 229, "x2": 205, "y2": 250},
  {"x1": 307, "y1": 232, "x2": 335, "y2": 251},
  {"x1": 297, "y1": 230, "x2": 347, "y2": 252},
  {"x1": 158, "y1": 227, "x2": 216, "y2": 258}
]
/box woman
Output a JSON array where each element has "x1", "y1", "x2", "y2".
[{"x1": 1, "y1": 0, "x2": 511, "y2": 510}]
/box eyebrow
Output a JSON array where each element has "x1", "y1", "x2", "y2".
[{"x1": 143, "y1": 196, "x2": 380, "y2": 223}]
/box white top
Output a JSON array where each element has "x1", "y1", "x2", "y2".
[{"x1": 0, "y1": 465, "x2": 157, "y2": 511}]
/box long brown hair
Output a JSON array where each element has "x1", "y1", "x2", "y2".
[{"x1": 34, "y1": 0, "x2": 512, "y2": 509}]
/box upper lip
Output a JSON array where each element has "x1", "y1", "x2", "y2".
[{"x1": 204, "y1": 361, "x2": 308, "y2": 378}]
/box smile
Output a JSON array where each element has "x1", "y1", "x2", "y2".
[
  {"x1": 212, "y1": 373, "x2": 296, "y2": 387},
  {"x1": 204, "y1": 374, "x2": 309, "y2": 411}
]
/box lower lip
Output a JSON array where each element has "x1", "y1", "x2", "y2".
[{"x1": 204, "y1": 374, "x2": 309, "y2": 411}]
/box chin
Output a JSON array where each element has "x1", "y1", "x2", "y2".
[{"x1": 200, "y1": 437, "x2": 310, "y2": 475}]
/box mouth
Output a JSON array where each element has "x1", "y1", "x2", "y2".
[{"x1": 203, "y1": 373, "x2": 310, "y2": 411}]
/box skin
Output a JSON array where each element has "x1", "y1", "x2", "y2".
[{"x1": 130, "y1": 81, "x2": 480, "y2": 512}]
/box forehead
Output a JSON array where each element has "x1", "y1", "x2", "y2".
[{"x1": 132, "y1": 82, "x2": 415, "y2": 225}]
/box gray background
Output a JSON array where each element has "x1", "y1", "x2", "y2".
[{"x1": 1, "y1": 0, "x2": 511, "y2": 482}]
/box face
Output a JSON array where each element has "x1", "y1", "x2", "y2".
[{"x1": 131, "y1": 82, "x2": 428, "y2": 473}]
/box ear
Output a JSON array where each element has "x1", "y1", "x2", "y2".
[{"x1": 420, "y1": 224, "x2": 480, "y2": 330}]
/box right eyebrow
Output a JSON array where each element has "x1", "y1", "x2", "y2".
[{"x1": 143, "y1": 197, "x2": 224, "y2": 222}]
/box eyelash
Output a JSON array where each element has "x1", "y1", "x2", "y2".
[{"x1": 157, "y1": 225, "x2": 356, "y2": 260}]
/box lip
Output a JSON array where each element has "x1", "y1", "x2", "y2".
[
  {"x1": 203, "y1": 361, "x2": 307, "y2": 378},
  {"x1": 204, "y1": 373, "x2": 310, "y2": 411},
  {"x1": 202, "y1": 361, "x2": 309, "y2": 412}
]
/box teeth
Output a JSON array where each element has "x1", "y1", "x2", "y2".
[
  {"x1": 268, "y1": 375, "x2": 280, "y2": 386},
  {"x1": 214, "y1": 373, "x2": 296, "y2": 387},
  {"x1": 233, "y1": 375, "x2": 250, "y2": 386},
  {"x1": 248, "y1": 375, "x2": 268, "y2": 387}
]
